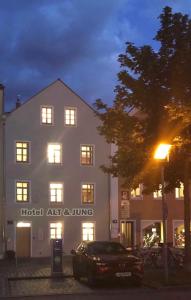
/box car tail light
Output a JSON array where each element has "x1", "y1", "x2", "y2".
[{"x1": 96, "y1": 262, "x2": 109, "y2": 273}]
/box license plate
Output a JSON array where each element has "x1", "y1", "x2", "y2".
[{"x1": 115, "y1": 272, "x2": 132, "y2": 277}]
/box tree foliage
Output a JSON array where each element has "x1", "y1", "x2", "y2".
[{"x1": 94, "y1": 6, "x2": 191, "y2": 192}]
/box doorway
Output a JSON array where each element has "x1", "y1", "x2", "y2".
[
  {"x1": 16, "y1": 222, "x2": 31, "y2": 257},
  {"x1": 120, "y1": 220, "x2": 134, "y2": 248}
]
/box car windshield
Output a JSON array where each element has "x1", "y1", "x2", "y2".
[{"x1": 87, "y1": 242, "x2": 127, "y2": 255}]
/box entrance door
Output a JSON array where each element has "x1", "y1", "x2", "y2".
[
  {"x1": 120, "y1": 221, "x2": 134, "y2": 248},
  {"x1": 16, "y1": 227, "x2": 31, "y2": 257}
]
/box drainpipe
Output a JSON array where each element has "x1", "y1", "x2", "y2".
[{"x1": 0, "y1": 84, "x2": 5, "y2": 259}]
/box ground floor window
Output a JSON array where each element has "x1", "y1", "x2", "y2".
[
  {"x1": 141, "y1": 221, "x2": 162, "y2": 247},
  {"x1": 50, "y1": 222, "x2": 63, "y2": 239},
  {"x1": 173, "y1": 221, "x2": 185, "y2": 248},
  {"x1": 82, "y1": 222, "x2": 95, "y2": 241}
]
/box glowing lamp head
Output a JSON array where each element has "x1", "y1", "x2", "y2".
[{"x1": 154, "y1": 143, "x2": 171, "y2": 160}]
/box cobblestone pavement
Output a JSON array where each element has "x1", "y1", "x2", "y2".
[
  {"x1": 0, "y1": 256, "x2": 78, "y2": 297},
  {"x1": 0, "y1": 256, "x2": 147, "y2": 297}
]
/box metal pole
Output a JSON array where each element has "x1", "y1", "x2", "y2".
[{"x1": 161, "y1": 164, "x2": 168, "y2": 284}]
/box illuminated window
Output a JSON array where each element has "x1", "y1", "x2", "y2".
[
  {"x1": 153, "y1": 185, "x2": 162, "y2": 199},
  {"x1": 82, "y1": 222, "x2": 95, "y2": 241},
  {"x1": 82, "y1": 184, "x2": 94, "y2": 204},
  {"x1": 16, "y1": 181, "x2": 29, "y2": 202},
  {"x1": 65, "y1": 108, "x2": 77, "y2": 126},
  {"x1": 131, "y1": 184, "x2": 142, "y2": 199},
  {"x1": 17, "y1": 222, "x2": 31, "y2": 228},
  {"x1": 80, "y1": 145, "x2": 94, "y2": 165},
  {"x1": 16, "y1": 142, "x2": 29, "y2": 163},
  {"x1": 47, "y1": 143, "x2": 62, "y2": 164},
  {"x1": 50, "y1": 222, "x2": 62, "y2": 239},
  {"x1": 175, "y1": 182, "x2": 184, "y2": 199},
  {"x1": 50, "y1": 183, "x2": 63, "y2": 202},
  {"x1": 41, "y1": 106, "x2": 53, "y2": 124}
]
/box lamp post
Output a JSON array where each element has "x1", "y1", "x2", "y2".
[{"x1": 154, "y1": 143, "x2": 171, "y2": 284}]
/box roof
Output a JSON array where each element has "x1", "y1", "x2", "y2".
[{"x1": 8, "y1": 78, "x2": 95, "y2": 115}]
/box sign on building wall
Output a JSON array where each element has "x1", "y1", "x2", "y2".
[{"x1": 121, "y1": 191, "x2": 130, "y2": 219}]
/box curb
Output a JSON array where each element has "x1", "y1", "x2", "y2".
[{"x1": 7, "y1": 274, "x2": 73, "y2": 281}]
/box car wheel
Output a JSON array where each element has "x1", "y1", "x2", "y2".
[{"x1": 73, "y1": 264, "x2": 80, "y2": 280}]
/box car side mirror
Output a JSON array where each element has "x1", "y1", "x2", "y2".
[{"x1": 71, "y1": 249, "x2": 76, "y2": 255}]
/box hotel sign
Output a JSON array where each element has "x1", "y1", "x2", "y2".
[{"x1": 20, "y1": 208, "x2": 94, "y2": 217}]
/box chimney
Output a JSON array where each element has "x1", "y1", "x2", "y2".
[
  {"x1": 0, "y1": 84, "x2": 4, "y2": 115},
  {"x1": 16, "y1": 97, "x2": 21, "y2": 109}
]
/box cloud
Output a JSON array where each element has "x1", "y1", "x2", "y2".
[{"x1": 0, "y1": 0, "x2": 190, "y2": 111}]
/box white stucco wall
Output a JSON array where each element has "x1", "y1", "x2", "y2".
[{"x1": 5, "y1": 80, "x2": 110, "y2": 256}]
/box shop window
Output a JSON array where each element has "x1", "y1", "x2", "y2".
[
  {"x1": 142, "y1": 221, "x2": 162, "y2": 247},
  {"x1": 174, "y1": 221, "x2": 185, "y2": 248}
]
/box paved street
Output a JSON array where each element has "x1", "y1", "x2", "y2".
[
  {"x1": 1, "y1": 256, "x2": 191, "y2": 299},
  {"x1": 2, "y1": 288, "x2": 191, "y2": 300}
]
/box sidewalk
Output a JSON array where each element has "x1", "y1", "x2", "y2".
[
  {"x1": 1, "y1": 257, "x2": 191, "y2": 297},
  {"x1": 0, "y1": 256, "x2": 84, "y2": 297}
]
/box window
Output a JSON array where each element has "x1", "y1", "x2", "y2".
[
  {"x1": 131, "y1": 184, "x2": 142, "y2": 199},
  {"x1": 50, "y1": 222, "x2": 62, "y2": 239},
  {"x1": 82, "y1": 222, "x2": 95, "y2": 241},
  {"x1": 47, "y1": 143, "x2": 62, "y2": 164},
  {"x1": 41, "y1": 106, "x2": 53, "y2": 124},
  {"x1": 153, "y1": 185, "x2": 162, "y2": 199},
  {"x1": 65, "y1": 107, "x2": 77, "y2": 126},
  {"x1": 80, "y1": 145, "x2": 94, "y2": 165},
  {"x1": 16, "y1": 142, "x2": 29, "y2": 163},
  {"x1": 16, "y1": 181, "x2": 29, "y2": 202},
  {"x1": 82, "y1": 184, "x2": 94, "y2": 204},
  {"x1": 141, "y1": 221, "x2": 162, "y2": 247},
  {"x1": 175, "y1": 182, "x2": 184, "y2": 199},
  {"x1": 50, "y1": 183, "x2": 63, "y2": 202}
]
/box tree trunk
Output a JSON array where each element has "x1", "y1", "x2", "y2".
[{"x1": 183, "y1": 158, "x2": 191, "y2": 270}]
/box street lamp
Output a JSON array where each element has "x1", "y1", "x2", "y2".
[{"x1": 154, "y1": 143, "x2": 171, "y2": 284}]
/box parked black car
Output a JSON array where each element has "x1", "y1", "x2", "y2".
[{"x1": 71, "y1": 241, "x2": 144, "y2": 286}]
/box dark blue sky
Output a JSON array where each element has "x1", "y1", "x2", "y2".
[{"x1": 1, "y1": 0, "x2": 191, "y2": 111}]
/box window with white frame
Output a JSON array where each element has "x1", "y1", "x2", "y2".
[
  {"x1": 16, "y1": 181, "x2": 29, "y2": 202},
  {"x1": 16, "y1": 141, "x2": 29, "y2": 163},
  {"x1": 80, "y1": 145, "x2": 94, "y2": 165},
  {"x1": 81, "y1": 184, "x2": 94, "y2": 204},
  {"x1": 50, "y1": 183, "x2": 63, "y2": 202},
  {"x1": 175, "y1": 182, "x2": 184, "y2": 199},
  {"x1": 41, "y1": 106, "x2": 53, "y2": 124},
  {"x1": 64, "y1": 107, "x2": 77, "y2": 126},
  {"x1": 153, "y1": 185, "x2": 162, "y2": 199},
  {"x1": 50, "y1": 222, "x2": 62, "y2": 239},
  {"x1": 131, "y1": 184, "x2": 142, "y2": 199},
  {"x1": 47, "y1": 143, "x2": 62, "y2": 164},
  {"x1": 82, "y1": 222, "x2": 95, "y2": 241}
]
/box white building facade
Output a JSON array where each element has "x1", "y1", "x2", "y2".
[{"x1": 5, "y1": 79, "x2": 111, "y2": 257}]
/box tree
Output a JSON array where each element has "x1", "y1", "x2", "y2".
[{"x1": 94, "y1": 6, "x2": 191, "y2": 269}]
